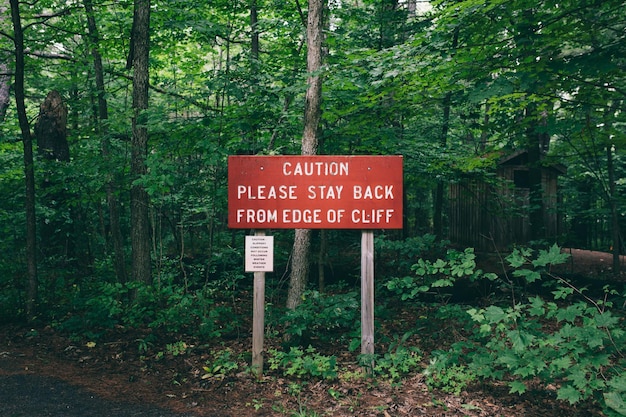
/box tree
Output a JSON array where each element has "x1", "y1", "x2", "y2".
[
  {"x1": 0, "y1": 21, "x2": 9, "y2": 122},
  {"x1": 129, "y1": 0, "x2": 152, "y2": 285},
  {"x1": 83, "y1": 0, "x2": 127, "y2": 283},
  {"x1": 9, "y1": 0, "x2": 38, "y2": 319},
  {"x1": 286, "y1": 0, "x2": 324, "y2": 310}
]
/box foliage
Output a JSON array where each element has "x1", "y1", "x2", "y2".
[
  {"x1": 267, "y1": 346, "x2": 338, "y2": 380},
  {"x1": 375, "y1": 234, "x2": 446, "y2": 277},
  {"x1": 384, "y1": 248, "x2": 497, "y2": 302},
  {"x1": 277, "y1": 290, "x2": 360, "y2": 343},
  {"x1": 202, "y1": 348, "x2": 241, "y2": 380},
  {"x1": 359, "y1": 332, "x2": 422, "y2": 382},
  {"x1": 56, "y1": 273, "x2": 239, "y2": 341},
  {"x1": 430, "y1": 245, "x2": 626, "y2": 415},
  {"x1": 2, "y1": 0, "x2": 626, "y2": 412},
  {"x1": 424, "y1": 358, "x2": 476, "y2": 396}
]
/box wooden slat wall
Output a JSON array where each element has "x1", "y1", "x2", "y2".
[{"x1": 449, "y1": 166, "x2": 562, "y2": 251}]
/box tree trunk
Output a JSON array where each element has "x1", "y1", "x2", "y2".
[
  {"x1": 0, "y1": 4, "x2": 9, "y2": 121},
  {"x1": 250, "y1": 0, "x2": 259, "y2": 63},
  {"x1": 286, "y1": 0, "x2": 323, "y2": 310},
  {"x1": 607, "y1": 142, "x2": 621, "y2": 274},
  {"x1": 129, "y1": 0, "x2": 152, "y2": 285},
  {"x1": 34, "y1": 91, "x2": 73, "y2": 262},
  {"x1": 10, "y1": 0, "x2": 38, "y2": 320},
  {"x1": 0, "y1": 61, "x2": 10, "y2": 122},
  {"x1": 84, "y1": 0, "x2": 127, "y2": 283},
  {"x1": 35, "y1": 91, "x2": 69, "y2": 161}
]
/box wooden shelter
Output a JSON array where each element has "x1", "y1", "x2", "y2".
[{"x1": 448, "y1": 150, "x2": 566, "y2": 251}]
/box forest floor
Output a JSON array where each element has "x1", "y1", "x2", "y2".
[{"x1": 0, "y1": 248, "x2": 623, "y2": 417}]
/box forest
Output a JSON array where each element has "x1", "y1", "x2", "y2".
[{"x1": 1, "y1": 0, "x2": 626, "y2": 416}]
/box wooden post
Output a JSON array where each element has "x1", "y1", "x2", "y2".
[
  {"x1": 361, "y1": 230, "x2": 375, "y2": 357},
  {"x1": 252, "y1": 230, "x2": 266, "y2": 377}
]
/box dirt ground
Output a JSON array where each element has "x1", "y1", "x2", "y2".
[
  {"x1": 0, "y1": 326, "x2": 603, "y2": 417},
  {"x1": 0, "y1": 248, "x2": 621, "y2": 417}
]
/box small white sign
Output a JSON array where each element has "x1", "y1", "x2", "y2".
[{"x1": 245, "y1": 235, "x2": 274, "y2": 272}]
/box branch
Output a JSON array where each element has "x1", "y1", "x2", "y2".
[
  {"x1": 26, "y1": 49, "x2": 73, "y2": 60},
  {"x1": 111, "y1": 70, "x2": 220, "y2": 113},
  {"x1": 0, "y1": 30, "x2": 15, "y2": 42},
  {"x1": 23, "y1": 7, "x2": 72, "y2": 31}
]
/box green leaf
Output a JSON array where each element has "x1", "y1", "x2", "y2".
[
  {"x1": 483, "y1": 306, "x2": 506, "y2": 323},
  {"x1": 528, "y1": 297, "x2": 545, "y2": 316},
  {"x1": 604, "y1": 392, "x2": 626, "y2": 415},
  {"x1": 593, "y1": 311, "x2": 619, "y2": 328},
  {"x1": 508, "y1": 329, "x2": 535, "y2": 353},
  {"x1": 509, "y1": 380, "x2": 527, "y2": 395},
  {"x1": 512, "y1": 268, "x2": 542, "y2": 283},
  {"x1": 432, "y1": 278, "x2": 454, "y2": 287},
  {"x1": 557, "y1": 384, "x2": 582, "y2": 405},
  {"x1": 555, "y1": 303, "x2": 585, "y2": 323},
  {"x1": 532, "y1": 244, "x2": 569, "y2": 267},
  {"x1": 550, "y1": 356, "x2": 572, "y2": 373}
]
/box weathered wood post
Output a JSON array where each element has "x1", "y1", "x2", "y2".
[
  {"x1": 361, "y1": 230, "x2": 375, "y2": 357},
  {"x1": 250, "y1": 230, "x2": 267, "y2": 378}
]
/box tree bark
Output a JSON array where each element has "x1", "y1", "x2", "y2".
[
  {"x1": 34, "y1": 91, "x2": 73, "y2": 261},
  {"x1": 286, "y1": 0, "x2": 323, "y2": 310},
  {"x1": 0, "y1": 4, "x2": 9, "y2": 121},
  {"x1": 84, "y1": 0, "x2": 127, "y2": 283},
  {"x1": 0, "y1": 61, "x2": 10, "y2": 122},
  {"x1": 10, "y1": 0, "x2": 38, "y2": 320},
  {"x1": 607, "y1": 142, "x2": 621, "y2": 274},
  {"x1": 129, "y1": 0, "x2": 152, "y2": 285}
]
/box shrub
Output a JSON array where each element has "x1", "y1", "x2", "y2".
[
  {"x1": 267, "y1": 345, "x2": 338, "y2": 380},
  {"x1": 384, "y1": 247, "x2": 497, "y2": 302},
  {"x1": 430, "y1": 245, "x2": 626, "y2": 415},
  {"x1": 278, "y1": 290, "x2": 359, "y2": 343}
]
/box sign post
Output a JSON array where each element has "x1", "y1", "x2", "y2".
[
  {"x1": 245, "y1": 231, "x2": 273, "y2": 377},
  {"x1": 229, "y1": 155, "x2": 403, "y2": 375},
  {"x1": 361, "y1": 230, "x2": 375, "y2": 356}
]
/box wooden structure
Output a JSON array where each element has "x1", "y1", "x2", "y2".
[{"x1": 448, "y1": 150, "x2": 566, "y2": 251}]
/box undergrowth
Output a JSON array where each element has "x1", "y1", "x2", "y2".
[{"x1": 21, "y1": 241, "x2": 626, "y2": 416}]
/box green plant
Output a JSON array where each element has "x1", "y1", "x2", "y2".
[
  {"x1": 136, "y1": 335, "x2": 156, "y2": 355},
  {"x1": 424, "y1": 356, "x2": 476, "y2": 395},
  {"x1": 277, "y1": 290, "x2": 359, "y2": 343},
  {"x1": 156, "y1": 340, "x2": 189, "y2": 360},
  {"x1": 267, "y1": 346, "x2": 338, "y2": 380},
  {"x1": 385, "y1": 248, "x2": 497, "y2": 302},
  {"x1": 247, "y1": 398, "x2": 264, "y2": 411},
  {"x1": 202, "y1": 348, "x2": 240, "y2": 379},
  {"x1": 358, "y1": 333, "x2": 422, "y2": 382},
  {"x1": 375, "y1": 234, "x2": 446, "y2": 276},
  {"x1": 430, "y1": 245, "x2": 626, "y2": 415}
]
